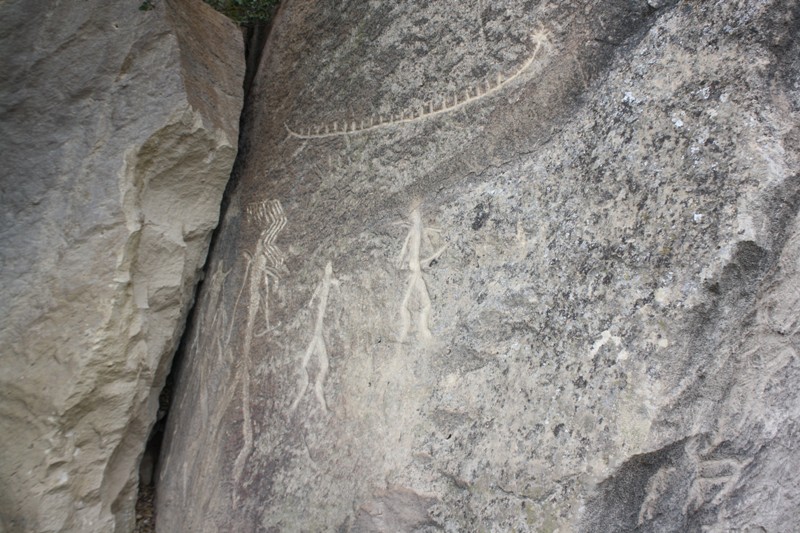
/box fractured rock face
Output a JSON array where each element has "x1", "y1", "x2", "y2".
[
  {"x1": 0, "y1": 0, "x2": 244, "y2": 531},
  {"x1": 157, "y1": 0, "x2": 800, "y2": 531}
]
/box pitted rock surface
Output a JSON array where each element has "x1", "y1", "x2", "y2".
[{"x1": 158, "y1": 0, "x2": 800, "y2": 531}]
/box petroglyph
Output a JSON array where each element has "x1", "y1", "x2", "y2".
[
  {"x1": 289, "y1": 261, "x2": 338, "y2": 414},
  {"x1": 242, "y1": 199, "x2": 287, "y2": 343},
  {"x1": 230, "y1": 199, "x2": 287, "y2": 497},
  {"x1": 285, "y1": 28, "x2": 552, "y2": 140},
  {"x1": 245, "y1": 200, "x2": 288, "y2": 279},
  {"x1": 397, "y1": 207, "x2": 446, "y2": 346},
  {"x1": 232, "y1": 370, "x2": 253, "y2": 490},
  {"x1": 684, "y1": 439, "x2": 750, "y2": 514},
  {"x1": 206, "y1": 264, "x2": 232, "y2": 333}
]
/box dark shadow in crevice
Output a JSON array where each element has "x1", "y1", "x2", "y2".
[{"x1": 134, "y1": 5, "x2": 280, "y2": 530}]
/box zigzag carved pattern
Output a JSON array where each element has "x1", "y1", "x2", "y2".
[{"x1": 245, "y1": 199, "x2": 287, "y2": 277}]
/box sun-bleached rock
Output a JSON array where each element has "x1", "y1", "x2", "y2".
[{"x1": 0, "y1": 0, "x2": 243, "y2": 531}]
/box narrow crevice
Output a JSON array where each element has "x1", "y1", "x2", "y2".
[{"x1": 133, "y1": 8, "x2": 278, "y2": 531}]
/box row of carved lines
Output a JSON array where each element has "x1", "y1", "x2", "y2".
[
  {"x1": 285, "y1": 31, "x2": 551, "y2": 139},
  {"x1": 287, "y1": 72, "x2": 507, "y2": 135}
]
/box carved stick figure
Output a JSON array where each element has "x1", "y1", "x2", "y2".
[
  {"x1": 397, "y1": 207, "x2": 446, "y2": 345},
  {"x1": 290, "y1": 261, "x2": 338, "y2": 413}
]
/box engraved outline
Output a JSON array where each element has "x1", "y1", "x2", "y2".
[
  {"x1": 231, "y1": 199, "x2": 287, "y2": 492},
  {"x1": 289, "y1": 261, "x2": 338, "y2": 414},
  {"x1": 285, "y1": 29, "x2": 552, "y2": 140},
  {"x1": 397, "y1": 207, "x2": 446, "y2": 346}
]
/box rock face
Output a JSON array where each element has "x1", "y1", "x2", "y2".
[
  {"x1": 157, "y1": 0, "x2": 799, "y2": 531},
  {"x1": 0, "y1": 1, "x2": 244, "y2": 531}
]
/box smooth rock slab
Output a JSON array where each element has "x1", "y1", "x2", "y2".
[
  {"x1": 158, "y1": 0, "x2": 800, "y2": 531},
  {"x1": 0, "y1": 0, "x2": 243, "y2": 531}
]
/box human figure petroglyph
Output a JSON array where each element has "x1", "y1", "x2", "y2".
[
  {"x1": 289, "y1": 261, "x2": 338, "y2": 414},
  {"x1": 228, "y1": 199, "x2": 287, "y2": 344},
  {"x1": 397, "y1": 207, "x2": 446, "y2": 346},
  {"x1": 230, "y1": 199, "x2": 287, "y2": 494},
  {"x1": 231, "y1": 370, "x2": 253, "y2": 491},
  {"x1": 285, "y1": 28, "x2": 552, "y2": 140}
]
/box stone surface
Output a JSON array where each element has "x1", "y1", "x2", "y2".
[
  {"x1": 157, "y1": 0, "x2": 800, "y2": 531},
  {"x1": 0, "y1": 0, "x2": 244, "y2": 531}
]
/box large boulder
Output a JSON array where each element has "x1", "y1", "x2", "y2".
[
  {"x1": 157, "y1": 0, "x2": 799, "y2": 531},
  {"x1": 0, "y1": 0, "x2": 244, "y2": 531}
]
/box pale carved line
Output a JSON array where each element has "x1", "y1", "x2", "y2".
[
  {"x1": 289, "y1": 261, "x2": 337, "y2": 414},
  {"x1": 397, "y1": 207, "x2": 446, "y2": 346},
  {"x1": 285, "y1": 29, "x2": 552, "y2": 140},
  {"x1": 227, "y1": 258, "x2": 251, "y2": 343},
  {"x1": 232, "y1": 370, "x2": 253, "y2": 489},
  {"x1": 242, "y1": 199, "x2": 287, "y2": 344},
  {"x1": 230, "y1": 199, "x2": 287, "y2": 497},
  {"x1": 683, "y1": 438, "x2": 751, "y2": 515}
]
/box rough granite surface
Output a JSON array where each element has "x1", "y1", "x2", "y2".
[
  {"x1": 0, "y1": 0, "x2": 244, "y2": 531},
  {"x1": 158, "y1": 0, "x2": 799, "y2": 531}
]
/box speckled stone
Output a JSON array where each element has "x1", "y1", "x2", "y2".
[{"x1": 157, "y1": 1, "x2": 800, "y2": 531}]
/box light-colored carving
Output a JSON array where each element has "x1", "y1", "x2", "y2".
[
  {"x1": 230, "y1": 199, "x2": 287, "y2": 497},
  {"x1": 206, "y1": 264, "x2": 232, "y2": 334},
  {"x1": 397, "y1": 207, "x2": 446, "y2": 346},
  {"x1": 285, "y1": 28, "x2": 552, "y2": 140},
  {"x1": 242, "y1": 199, "x2": 287, "y2": 343},
  {"x1": 289, "y1": 261, "x2": 338, "y2": 414},
  {"x1": 683, "y1": 439, "x2": 750, "y2": 514},
  {"x1": 232, "y1": 370, "x2": 253, "y2": 489}
]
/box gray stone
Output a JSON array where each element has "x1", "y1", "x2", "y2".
[
  {"x1": 157, "y1": 0, "x2": 800, "y2": 531},
  {"x1": 0, "y1": 0, "x2": 244, "y2": 531}
]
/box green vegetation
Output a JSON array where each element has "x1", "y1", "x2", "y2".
[{"x1": 204, "y1": 0, "x2": 279, "y2": 24}]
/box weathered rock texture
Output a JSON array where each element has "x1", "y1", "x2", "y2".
[
  {"x1": 0, "y1": 1, "x2": 244, "y2": 531},
  {"x1": 158, "y1": 0, "x2": 800, "y2": 531}
]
